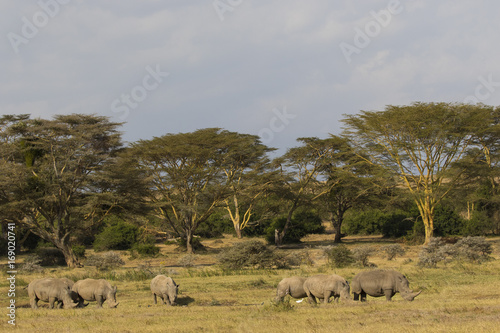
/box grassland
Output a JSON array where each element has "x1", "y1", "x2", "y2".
[{"x1": 1, "y1": 234, "x2": 500, "y2": 333}]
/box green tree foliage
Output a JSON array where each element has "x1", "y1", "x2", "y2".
[
  {"x1": 129, "y1": 128, "x2": 270, "y2": 253},
  {"x1": 0, "y1": 114, "x2": 124, "y2": 267}
]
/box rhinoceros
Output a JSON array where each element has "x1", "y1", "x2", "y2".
[
  {"x1": 303, "y1": 274, "x2": 351, "y2": 304},
  {"x1": 150, "y1": 275, "x2": 179, "y2": 306},
  {"x1": 72, "y1": 279, "x2": 119, "y2": 308},
  {"x1": 27, "y1": 278, "x2": 79, "y2": 309},
  {"x1": 275, "y1": 276, "x2": 307, "y2": 302},
  {"x1": 351, "y1": 270, "x2": 421, "y2": 301}
]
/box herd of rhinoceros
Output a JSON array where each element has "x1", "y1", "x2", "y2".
[{"x1": 26, "y1": 269, "x2": 420, "y2": 309}]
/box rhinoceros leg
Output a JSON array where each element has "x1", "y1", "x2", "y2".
[
  {"x1": 30, "y1": 296, "x2": 39, "y2": 309},
  {"x1": 323, "y1": 291, "x2": 332, "y2": 304},
  {"x1": 49, "y1": 297, "x2": 56, "y2": 309},
  {"x1": 163, "y1": 293, "x2": 171, "y2": 306},
  {"x1": 353, "y1": 293, "x2": 360, "y2": 301},
  {"x1": 95, "y1": 295, "x2": 104, "y2": 308},
  {"x1": 360, "y1": 291, "x2": 367, "y2": 302},
  {"x1": 153, "y1": 293, "x2": 157, "y2": 305},
  {"x1": 383, "y1": 289, "x2": 394, "y2": 301}
]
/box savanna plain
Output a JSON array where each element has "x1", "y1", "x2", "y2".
[{"x1": 2, "y1": 233, "x2": 500, "y2": 333}]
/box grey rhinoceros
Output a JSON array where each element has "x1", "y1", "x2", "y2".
[
  {"x1": 351, "y1": 270, "x2": 421, "y2": 301},
  {"x1": 72, "y1": 279, "x2": 119, "y2": 308},
  {"x1": 150, "y1": 275, "x2": 179, "y2": 306},
  {"x1": 303, "y1": 274, "x2": 351, "y2": 304},
  {"x1": 27, "y1": 278, "x2": 79, "y2": 309},
  {"x1": 275, "y1": 276, "x2": 307, "y2": 302}
]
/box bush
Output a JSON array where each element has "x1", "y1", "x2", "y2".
[
  {"x1": 93, "y1": 219, "x2": 139, "y2": 251},
  {"x1": 173, "y1": 237, "x2": 207, "y2": 252},
  {"x1": 344, "y1": 209, "x2": 386, "y2": 235},
  {"x1": 381, "y1": 244, "x2": 406, "y2": 260},
  {"x1": 217, "y1": 240, "x2": 288, "y2": 269},
  {"x1": 35, "y1": 247, "x2": 66, "y2": 266},
  {"x1": 433, "y1": 206, "x2": 464, "y2": 236},
  {"x1": 196, "y1": 211, "x2": 234, "y2": 238},
  {"x1": 72, "y1": 245, "x2": 86, "y2": 259},
  {"x1": 324, "y1": 244, "x2": 354, "y2": 268},
  {"x1": 85, "y1": 251, "x2": 125, "y2": 270},
  {"x1": 351, "y1": 246, "x2": 376, "y2": 267},
  {"x1": 418, "y1": 236, "x2": 492, "y2": 267},
  {"x1": 461, "y1": 211, "x2": 493, "y2": 236},
  {"x1": 21, "y1": 254, "x2": 44, "y2": 273},
  {"x1": 178, "y1": 254, "x2": 198, "y2": 268},
  {"x1": 454, "y1": 236, "x2": 493, "y2": 263},
  {"x1": 264, "y1": 211, "x2": 324, "y2": 244},
  {"x1": 130, "y1": 243, "x2": 160, "y2": 257}
]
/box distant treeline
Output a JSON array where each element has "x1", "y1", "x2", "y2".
[{"x1": 1, "y1": 102, "x2": 499, "y2": 267}]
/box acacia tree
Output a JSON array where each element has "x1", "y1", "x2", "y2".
[
  {"x1": 272, "y1": 137, "x2": 341, "y2": 246},
  {"x1": 342, "y1": 102, "x2": 490, "y2": 244},
  {"x1": 129, "y1": 128, "x2": 269, "y2": 253},
  {"x1": 219, "y1": 133, "x2": 275, "y2": 238},
  {"x1": 321, "y1": 135, "x2": 391, "y2": 243},
  {"x1": 0, "y1": 114, "x2": 123, "y2": 267}
]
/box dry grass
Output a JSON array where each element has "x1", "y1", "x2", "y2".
[{"x1": 1, "y1": 234, "x2": 500, "y2": 332}]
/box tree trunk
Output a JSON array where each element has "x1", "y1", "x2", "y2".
[
  {"x1": 54, "y1": 239, "x2": 80, "y2": 268},
  {"x1": 417, "y1": 197, "x2": 434, "y2": 245},
  {"x1": 186, "y1": 229, "x2": 194, "y2": 254},
  {"x1": 234, "y1": 223, "x2": 242, "y2": 239},
  {"x1": 332, "y1": 219, "x2": 343, "y2": 243}
]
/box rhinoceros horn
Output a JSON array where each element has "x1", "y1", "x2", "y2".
[{"x1": 402, "y1": 290, "x2": 422, "y2": 301}]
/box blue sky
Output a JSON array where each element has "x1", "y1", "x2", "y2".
[{"x1": 2, "y1": 0, "x2": 500, "y2": 153}]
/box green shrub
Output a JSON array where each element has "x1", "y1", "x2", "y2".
[
  {"x1": 35, "y1": 247, "x2": 66, "y2": 266},
  {"x1": 72, "y1": 245, "x2": 86, "y2": 259},
  {"x1": 93, "y1": 219, "x2": 139, "y2": 251},
  {"x1": 461, "y1": 211, "x2": 493, "y2": 236},
  {"x1": 217, "y1": 240, "x2": 288, "y2": 269},
  {"x1": 324, "y1": 244, "x2": 354, "y2": 268},
  {"x1": 196, "y1": 211, "x2": 234, "y2": 238},
  {"x1": 264, "y1": 211, "x2": 324, "y2": 244},
  {"x1": 130, "y1": 243, "x2": 160, "y2": 257},
  {"x1": 344, "y1": 209, "x2": 386, "y2": 235},
  {"x1": 173, "y1": 237, "x2": 207, "y2": 252},
  {"x1": 433, "y1": 206, "x2": 464, "y2": 236}
]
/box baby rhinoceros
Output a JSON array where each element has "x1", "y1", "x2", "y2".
[
  {"x1": 151, "y1": 275, "x2": 179, "y2": 306},
  {"x1": 72, "y1": 279, "x2": 119, "y2": 308},
  {"x1": 275, "y1": 276, "x2": 307, "y2": 302},
  {"x1": 351, "y1": 269, "x2": 421, "y2": 302},
  {"x1": 28, "y1": 278, "x2": 79, "y2": 309},
  {"x1": 303, "y1": 274, "x2": 351, "y2": 304}
]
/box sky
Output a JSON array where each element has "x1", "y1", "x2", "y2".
[{"x1": 2, "y1": 0, "x2": 500, "y2": 154}]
